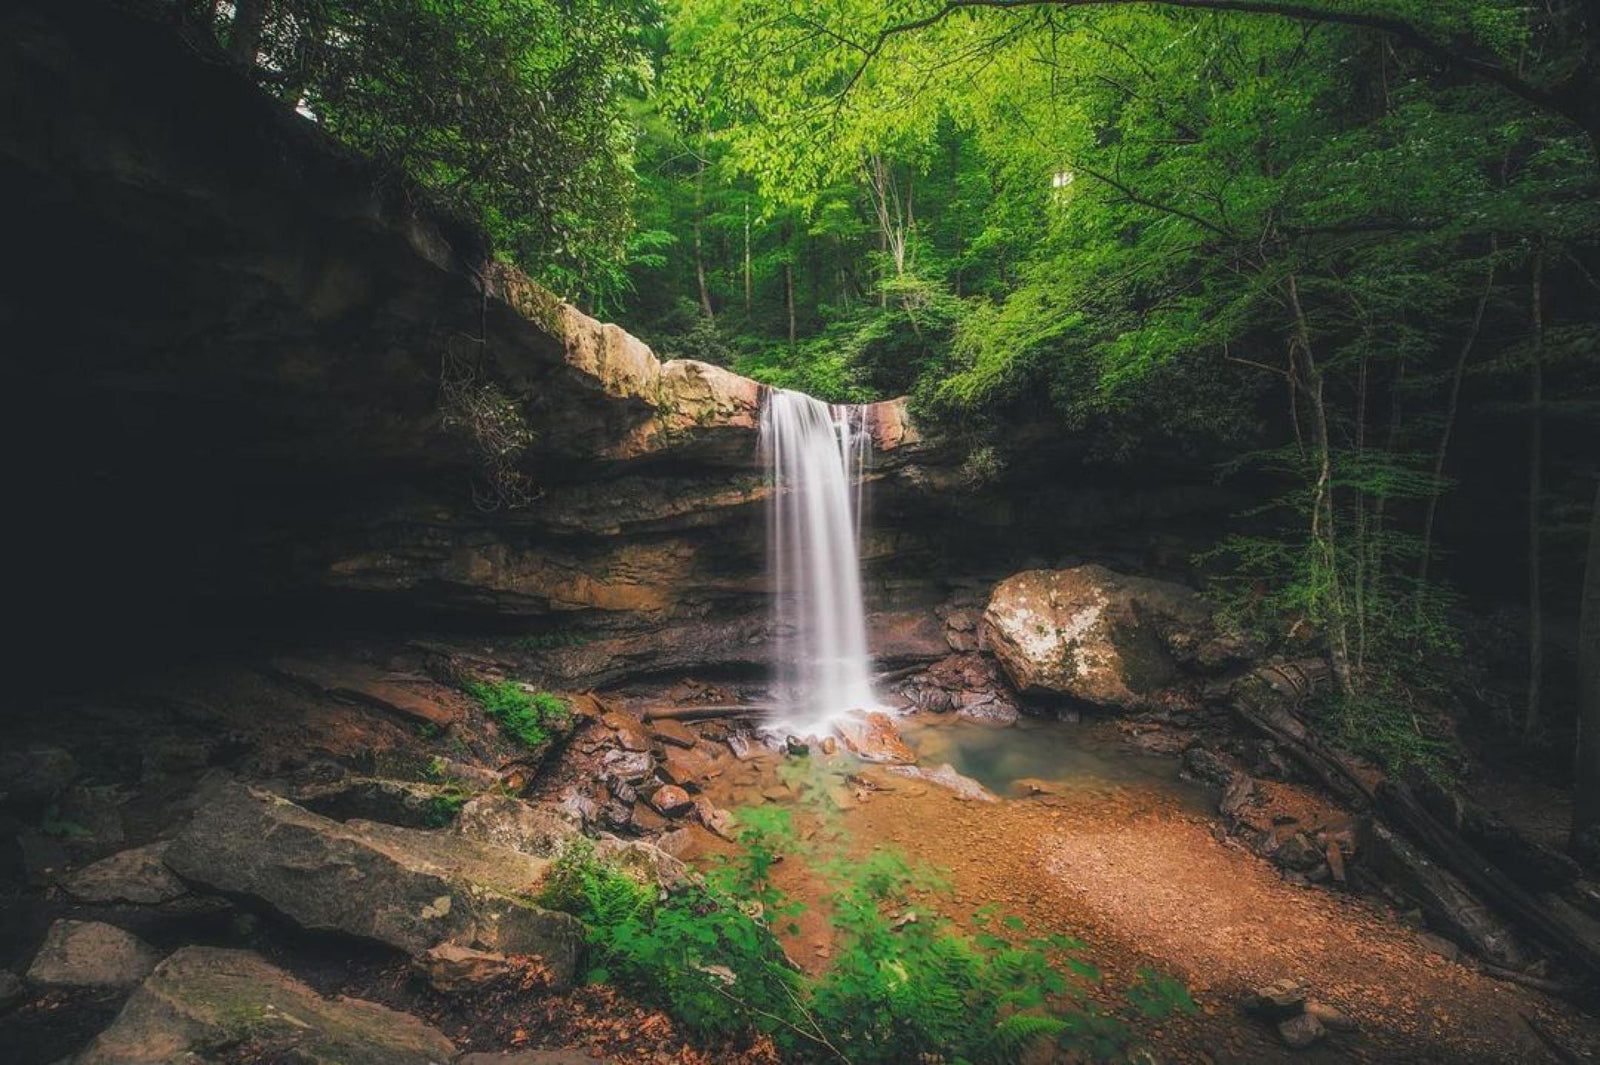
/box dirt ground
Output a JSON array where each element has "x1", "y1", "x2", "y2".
[{"x1": 682, "y1": 741, "x2": 1600, "y2": 1065}]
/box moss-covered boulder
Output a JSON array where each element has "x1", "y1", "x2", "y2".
[{"x1": 76, "y1": 946, "x2": 455, "y2": 1065}]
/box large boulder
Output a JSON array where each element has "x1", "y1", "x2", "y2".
[
  {"x1": 454, "y1": 795, "x2": 582, "y2": 858},
  {"x1": 26, "y1": 919, "x2": 160, "y2": 989},
  {"x1": 982, "y1": 565, "x2": 1249, "y2": 711},
  {"x1": 76, "y1": 946, "x2": 455, "y2": 1065},
  {"x1": 165, "y1": 779, "x2": 583, "y2": 988}
]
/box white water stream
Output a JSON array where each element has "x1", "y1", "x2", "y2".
[{"x1": 759, "y1": 389, "x2": 878, "y2": 731}]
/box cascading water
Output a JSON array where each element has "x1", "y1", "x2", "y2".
[{"x1": 760, "y1": 389, "x2": 878, "y2": 731}]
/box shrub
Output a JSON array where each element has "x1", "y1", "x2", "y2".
[
  {"x1": 543, "y1": 808, "x2": 1193, "y2": 1063},
  {"x1": 466, "y1": 681, "x2": 569, "y2": 749}
]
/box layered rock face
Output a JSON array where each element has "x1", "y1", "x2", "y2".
[{"x1": 3, "y1": 0, "x2": 1233, "y2": 696}]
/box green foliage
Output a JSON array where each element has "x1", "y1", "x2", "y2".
[
  {"x1": 466, "y1": 681, "x2": 569, "y2": 749},
  {"x1": 423, "y1": 787, "x2": 470, "y2": 828},
  {"x1": 221, "y1": 0, "x2": 653, "y2": 303},
  {"x1": 544, "y1": 806, "x2": 1187, "y2": 1062}
]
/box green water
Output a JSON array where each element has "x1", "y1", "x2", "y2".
[{"x1": 898, "y1": 716, "x2": 1204, "y2": 804}]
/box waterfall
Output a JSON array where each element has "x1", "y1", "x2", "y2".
[{"x1": 760, "y1": 389, "x2": 878, "y2": 730}]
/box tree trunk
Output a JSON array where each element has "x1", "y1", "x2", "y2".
[
  {"x1": 1418, "y1": 249, "x2": 1496, "y2": 602},
  {"x1": 1286, "y1": 273, "x2": 1353, "y2": 694},
  {"x1": 1526, "y1": 247, "x2": 1545, "y2": 738},
  {"x1": 784, "y1": 259, "x2": 796, "y2": 353},
  {"x1": 1573, "y1": 479, "x2": 1600, "y2": 858},
  {"x1": 693, "y1": 156, "x2": 715, "y2": 322},
  {"x1": 742, "y1": 202, "x2": 752, "y2": 314},
  {"x1": 228, "y1": 0, "x2": 266, "y2": 67}
]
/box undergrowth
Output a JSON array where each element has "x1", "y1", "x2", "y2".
[
  {"x1": 466, "y1": 680, "x2": 569, "y2": 749},
  {"x1": 541, "y1": 806, "x2": 1194, "y2": 1063}
]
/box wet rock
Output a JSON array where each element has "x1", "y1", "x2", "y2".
[
  {"x1": 661, "y1": 745, "x2": 717, "y2": 789},
  {"x1": 954, "y1": 691, "x2": 1020, "y2": 725},
  {"x1": 416, "y1": 943, "x2": 518, "y2": 993},
  {"x1": 27, "y1": 919, "x2": 160, "y2": 989},
  {"x1": 63, "y1": 842, "x2": 187, "y2": 906},
  {"x1": 724, "y1": 731, "x2": 758, "y2": 759},
  {"x1": 835, "y1": 711, "x2": 916, "y2": 764},
  {"x1": 0, "y1": 745, "x2": 76, "y2": 806},
  {"x1": 888, "y1": 764, "x2": 997, "y2": 803},
  {"x1": 650, "y1": 785, "x2": 694, "y2": 817},
  {"x1": 1181, "y1": 746, "x2": 1236, "y2": 787},
  {"x1": 454, "y1": 795, "x2": 581, "y2": 858},
  {"x1": 166, "y1": 778, "x2": 583, "y2": 987},
  {"x1": 982, "y1": 565, "x2": 1252, "y2": 711},
  {"x1": 649, "y1": 719, "x2": 698, "y2": 749},
  {"x1": 785, "y1": 735, "x2": 810, "y2": 756},
  {"x1": 1014, "y1": 778, "x2": 1063, "y2": 797},
  {"x1": 819, "y1": 736, "x2": 838, "y2": 756},
  {"x1": 77, "y1": 947, "x2": 455, "y2": 1065},
  {"x1": 606, "y1": 778, "x2": 639, "y2": 805},
  {"x1": 0, "y1": 969, "x2": 21, "y2": 1009},
  {"x1": 1277, "y1": 1011, "x2": 1326, "y2": 1049}
]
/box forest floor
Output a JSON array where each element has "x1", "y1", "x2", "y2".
[{"x1": 680, "y1": 722, "x2": 1600, "y2": 1065}]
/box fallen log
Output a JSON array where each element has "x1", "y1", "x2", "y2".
[
  {"x1": 641, "y1": 705, "x2": 771, "y2": 722},
  {"x1": 1230, "y1": 660, "x2": 1600, "y2": 981}
]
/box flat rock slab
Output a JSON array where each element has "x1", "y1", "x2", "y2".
[
  {"x1": 834, "y1": 711, "x2": 916, "y2": 765},
  {"x1": 64, "y1": 842, "x2": 188, "y2": 906},
  {"x1": 272, "y1": 658, "x2": 459, "y2": 727},
  {"x1": 77, "y1": 946, "x2": 456, "y2": 1065},
  {"x1": 887, "y1": 764, "x2": 997, "y2": 803},
  {"x1": 27, "y1": 919, "x2": 160, "y2": 989},
  {"x1": 166, "y1": 778, "x2": 583, "y2": 988},
  {"x1": 454, "y1": 795, "x2": 581, "y2": 858}
]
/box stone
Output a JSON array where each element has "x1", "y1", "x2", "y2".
[
  {"x1": 1219, "y1": 774, "x2": 1257, "y2": 820},
  {"x1": 1243, "y1": 979, "x2": 1306, "y2": 1020},
  {"x1": 594, "y1": 838, "x2": 691, "y2": 888},
  {"x1": 649, "y1": 784, "x2": 694, "y2": 817},
  {"x1": 724, "y1": 732, "x2": 758, "y2": 759},
  {"x1": 601, "y1": 800, "x2": 635, "y2": 833},
  {"x1": 888, "y1": 764, "x2": 998, "y2": 803},
  {"x1": 692, "y1": 799, "x2": 736, "y2": 839},
  {"x1": 1273, "y1": 833, "x2": 1322, "y2": 872},
  {"x1": 835, "y1": 711, "x2": 916, "y2": 764},
  {"x1": 454, "y1": 795, "x2": 581, "y2": 858},
  {"x1": 165, "y1": 778, "x2": 583, "y2": 988},
  {"x1": 0, "y1": 969, "x2": 24, "y2": 1009},
  {"x1": 602, "y1": 748, "x2": 656, "y2": 783},
  {"x1": 785, "y1": 735, "x2": 810, "y2": 756},
  {"x1": 1180, "y1": 746, "x2": 1236, "y2": 787},
  {"x1": 660, "y1": 745, "x2": 717, "y2": 789},
  {"x1": 63, "y1": 842, "x2": 188, "y2": 906},
  {"x1": 1305, "y1": 999, "x2": 1355, "y2": 1032},
  {"x1": 649, "y1": 719, "x2": 698, "y2": 748},
  {"x1": 1325, "y1": 841, "x2": 1347, "y2": 884},
  {"x1": 416, "y1": 943, "x2": 518, "y2": 993},
  {"x1": 818, "y1": 736, "x2": 838, "y2": 756},
  {"x1": 0, "y1": 745, "x2": 76, "y2": 806},
  {"x1": 602, "y1": 712, "x2": 653, "y2": 753},
  {"x1": 1014, "y1": 778, "x2": 1063, "y2": 797},
  {"x1": 954, "y1": 691, "x2": 1020, "y2": 725},
  {"x1": 982, "y1": 565, "x2": 1252, "y2": 711},
  {"x1": 1277, "y1": 1011, "x2": 1326, "y2": 1049},
  {"x1": 77, "y1": 947, "x2": 455, "y2": 1065},
  {"x1": 26, "y1": 920, "x2": 160, "y2": 989}
]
